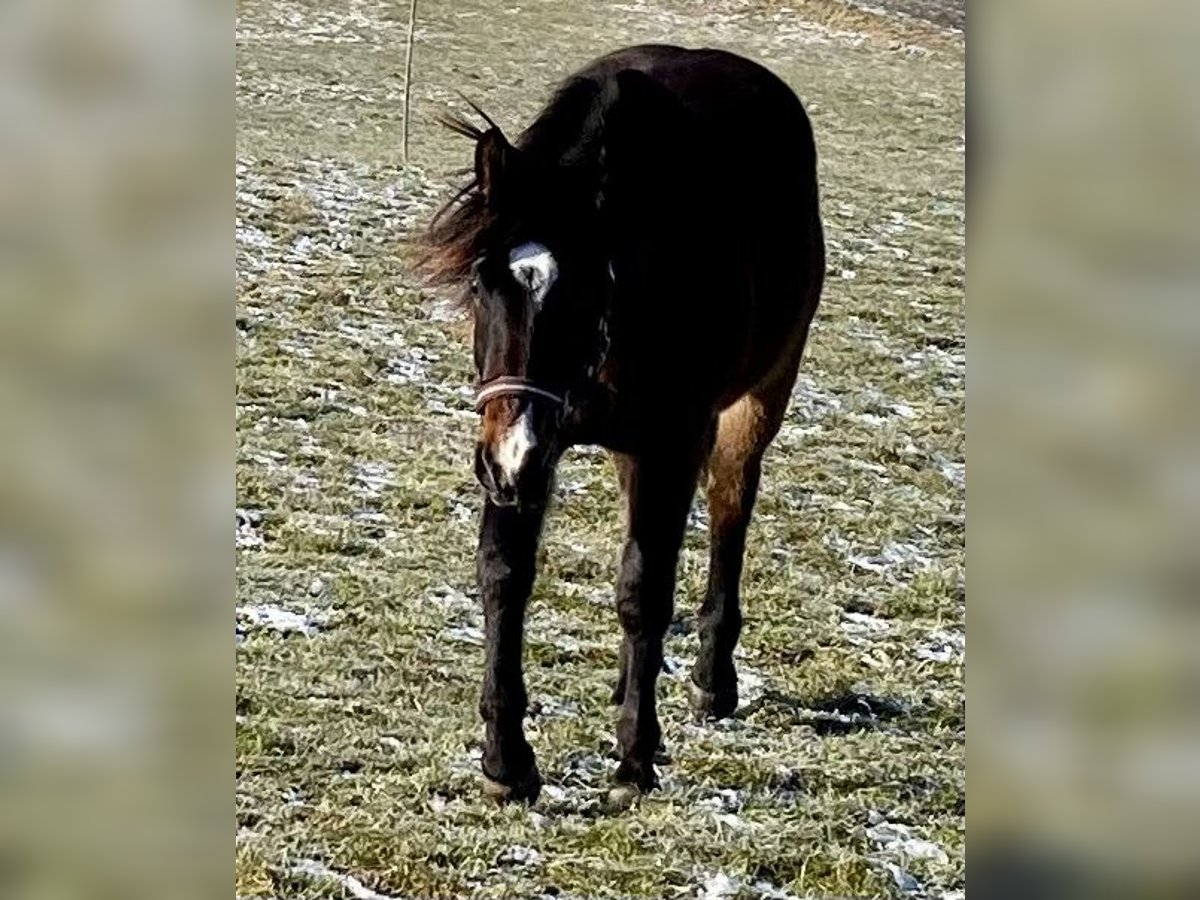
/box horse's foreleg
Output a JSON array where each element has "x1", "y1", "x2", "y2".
[
  {"x1": 607, "y1": 451, "x2": 635, "y2": 706},
  {"x1": 612, "y1": 448, "x2": 703, "y2": 799},
  {"x1": 478, "y1": 497, "x2": 546, "y2": 802}
]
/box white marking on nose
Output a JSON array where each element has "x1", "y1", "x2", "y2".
[
  {"x1": 494, "y1": 410, "x2": 536, "y2": 483},
  {"x1": 508, "y1": 242, "x2": 558, "y2": 307}
]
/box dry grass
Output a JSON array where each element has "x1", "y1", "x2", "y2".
[
  {"x1": 746, "y1": 0, "x2": 963, "y2": 49},
  {"x1": 236, "y1": 1, "x2": 964, "y2": 897}
]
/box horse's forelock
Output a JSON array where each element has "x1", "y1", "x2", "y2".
[{"x1": 419, "y1": 77, "x2": 616, "y2": 295}]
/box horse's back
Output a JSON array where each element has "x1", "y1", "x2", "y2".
[
  {"x1": 579, "y1": 45, "x2": 825, "y2": 411},
  {"x1": 581, "y1": 44, "x2": 816, "y2": 176}
]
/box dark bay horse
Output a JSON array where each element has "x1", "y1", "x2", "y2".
[{"x1": 419, "y1": 44, "x2": 825, "y2": 803}]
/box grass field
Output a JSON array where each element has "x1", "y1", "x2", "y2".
[{"x1": 236, "y1": 1, "x2": 964, "y2": 897}]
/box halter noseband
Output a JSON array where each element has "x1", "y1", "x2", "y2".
[{"x1": 473, "y1": 377, "x2": 566, "y2": 413}]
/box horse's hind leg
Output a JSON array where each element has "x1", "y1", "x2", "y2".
[{"x1": 690, "y1": 355, "x2": 802, "y2": 720}]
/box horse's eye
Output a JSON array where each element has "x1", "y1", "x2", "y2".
[{"x1": 468, "y1": 259, "x2": 485, "y2": 301}]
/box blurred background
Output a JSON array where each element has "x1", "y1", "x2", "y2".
[
  {"x1": 971, "y1": 0, "x2": 1200, "y2": 896},
  {"x1": 0, "y1": 1, "x2": 229, "y2": 898},
  {"x1": 0, "y1": 0, "x2": 1198, "y2": 897}
]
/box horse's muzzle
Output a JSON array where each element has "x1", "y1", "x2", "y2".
[
  {"x1": 475, "y1": 442, "x2": 519, "y2": 507},
  {"x1": 475, "y1": 437, "x2": 552, "y2": 509}
]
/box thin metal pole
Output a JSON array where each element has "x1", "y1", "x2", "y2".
[{"x1": 402, "y1": 0, "x2": 418, "y2": 163}]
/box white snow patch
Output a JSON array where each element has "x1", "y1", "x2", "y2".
[
  {"x1": 737, "y1": 664, "x2": 766, "y2": 706},
  {"x1": 497, "y1": 845, "x2": 543, "y2": 868},
  {"x1": 915, "y1": 629, "x2": 965, "y2": 664},
  {"x1": 883, "y1": 861, "x2": 924, "y2": 894},
  {"x1": 845, "y1": 541, "x2": 939, "y2": 577},
  {"x1": 237, "y1": 604, "x2": 325, "y2": 637},
  {"x1": 531, "y1": 697, "x2": 578, "y2": 719},
  {"x1": 934, "y1": 456, "x2": 965, "y2": 488},
  {"x1": 868, "y1": 819, "x2": 950, "y2": 864},
  {"x1": 236, "y1": 508, "x2": 265, "y2": 549},
  {"x1": 291, "y1": 860, "x2": 398, "y2": 900},
  {"x1": 699, "y1": 872, "x2": 741, "y2": 899},
  {"x1": 841, "y1": 611, "x2": 891, "y2": 636},
  {"x1": 446, "y1": 625, "x2": 484, "y2": 645},
  {"x1": 428, "y1": 584, "x2": 476, "y2": 617},
  {"x1": 697, "y1": 870, "x2": 796, "y2": 899},
  {"x1": 352, "y1": 461, "x2": 393, "y2": 497}
]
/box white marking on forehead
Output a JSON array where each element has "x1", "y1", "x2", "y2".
[
  {"x1": 494, "y1": 410, "x2": 536, "y2": 484},
  {"x1": 508, "y1": 242, "x2": 558, "y2": 307}
]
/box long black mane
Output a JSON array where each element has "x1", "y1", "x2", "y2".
[{"x1": 417, "y1": 76, "x2": 613, "y2": 293}]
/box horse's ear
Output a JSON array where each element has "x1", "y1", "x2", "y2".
[{"x1": 475, "y1": 128, "x2": 514, "y2": 206}]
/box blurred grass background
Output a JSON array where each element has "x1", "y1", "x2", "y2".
[{"x1": 971, "y1": 2, "x2": 1200, "y2": 895}]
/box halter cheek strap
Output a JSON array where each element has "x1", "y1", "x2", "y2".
[
  {"x1": 472, "y1": 263, "x2": 614, "y2": 416},
  {"x1": 473, "y1": 376, "x2": 566, "y2": 412}
]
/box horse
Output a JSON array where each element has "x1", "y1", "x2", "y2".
[{"x1": 418, "y1": 43, "x2": 825, "y2": 804}]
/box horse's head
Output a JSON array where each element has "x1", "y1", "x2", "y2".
[{"x1": 442, "y1": 122, "x2": 612, "y2": 508}]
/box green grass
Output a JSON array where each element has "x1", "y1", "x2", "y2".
[{"x1": 237, "y1": 1, "x2": 964, "y2": 897}]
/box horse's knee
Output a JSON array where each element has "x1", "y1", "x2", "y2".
[
  {"x1": 479, "y1": 679, "x2": 527, "y2": 723},
  {"x1": 617, "y1": 594, "x2": 672, "y2": 639},
  {"x1": 477, "y1": 549, "x2": 535, "y2": 604},
  {"x1": 616, "y1": 540, "x2": 674, "y2": 636}
]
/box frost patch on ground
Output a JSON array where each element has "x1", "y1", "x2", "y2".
[
  {"x1": 237, "y1": 0, "x2": 393, "y2": 46},
  {"x1": 237, "y1": 603, "x2": 327, "y2": 638},
  {"x1": 291, "y1": 859, "x2": 398, "y2": 900},
  {"x1": 560, "y1": 751, "x2": 617, "y2": 789},
  {"x1": 790, "y1": 372, "x2": 845, "y2": 419},
  {"x1": 826, "y1": 532, "x2": 942, "y2": 582},
  {"x1": 497, "y1": 845, "x2": 543, "y2": 868},
  {"x1": 841, "y1": 609, "x2": 892, "y2": 640},
  {"x1": 528, "y1": 697, "x2": 579, "y2": 720},
  {"x1": 352, "y1": 461, "x2": 393, "y2": 498},
  {"x1": 698, "y1": 788, "x2": 757, "y2": 832},
  {"x1": 445, "y1": 624, "x2": 485, "y2": 645},
  {"x1": 868, "y1": 818, "x2": 950, "y2": 864},
  {"x1": 236, "y1": 508, "x2": 265, "y2": 549},
  {"x1": 867, "y1": 813, "x2": 951, "y2": 896},
  {"x1": 697, "y1": 870, "x2": 797, "y2": 899},
  {"x1": 850, "y1": 542, "x2": 937, "y2": 575},
  {"x1": 915, "y1": 628, "x2": 964, "y2": 663},
  {"x1": 883, "y1": 861, "x2": 924, "y2": 895},
  {"x1": 427, "y1": 583, "x2": 476, "y2": 617},
  {"x1": 933, "y1": 455, "x2": 965, "y2": 488},
  {"x1": 735, "y1": 661, "x2": 767, "y2": 706}
]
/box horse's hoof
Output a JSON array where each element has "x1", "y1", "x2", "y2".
[
  {"x1": 605, "y1": 782, "x2": 642, "y2": 811},
  {"x1": 482, "y1": 764, "x2": 542, "y2": 804},
  {"x1": 688, "y1": 678, "x2": 738, "y2": 721}
]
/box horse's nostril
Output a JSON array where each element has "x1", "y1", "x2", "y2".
[
  {"x1": 476, "y1": 443, "x2": 520, "y2": 506},
  {"x1": 492, "y1": 484, "x2": 519, "y2": 507},
  {"x1": 475, "y1": 444, "x2": 497, "y2": 489}
]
